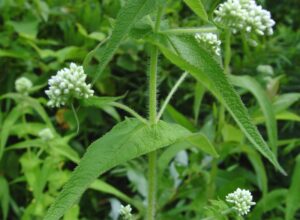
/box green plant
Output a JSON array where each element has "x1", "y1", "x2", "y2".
[
  {"x1": 1, "y1": 0, "x2": 300, "y2": 220},
  {"x1": 41, "y1": 1, "x2": 286, "y2": 219}
]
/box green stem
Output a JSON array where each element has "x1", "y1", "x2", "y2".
[
  {"x1": 71, "y1": 103, "x2": 80, "y2": 134},
  {"x1": 224, "y1": 30, "x2": 232, "y2": 74},
  {"x1": 148, "y1": 46, "x2": 158, "y2": 124},
  {"x1": 147, "y1": 6, "x2": 164, "y2": 220},
  {"x1": 241, "y1": 32, "x2": 250, "y2": 58},
  {"x1": 156, "y1": 72, "x2": 188, "y2": 122},
  {"x1": 110, "y1": 102, "x2": 147, "y2": 124},
  {"x1": 160, "y1": 27, "x2": 218, "y2": 35}
]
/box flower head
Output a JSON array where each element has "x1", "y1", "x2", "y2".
[
  {"x1": 45, "y1": 63, "x2": 94, "y2": 107},
  {"x1": 214, "y1": 0, "x2": 275, "y2": 35},
  {"x1": 226, "y1": 188, "x2": 256, "y2": 216},
  {"x1": 15, "y1": 77, "x2": 33, "y2": 94},
  {"x1": 195, "y1": 33, "x2": 221, "y2": 56},
  {"x1": 119, "y1": 204, "x2": 132, "y2": 220},
  {"x1": 38, "y1": 128, "x2": 54, "y2": 141}
]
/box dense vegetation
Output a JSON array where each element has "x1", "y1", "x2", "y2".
[{"x1": 0, "y1": 0, "x2": 299, "y2": 219}]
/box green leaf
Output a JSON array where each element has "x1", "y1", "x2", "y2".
[
  {"x1": 254, "y1": 111, "x2": 300, "y2": 123},
  {"x1": 7, "y1": 18, "x2": 39, "y2": 39},
  {"x1": 285, "y1": 155, "x2": 300, "y2": 220},
  {"x1": 0, "y1": 93, "x2": 54, "y2": 130},
  {"x1": 193, "y1": 81, "x2": 205, "y2": 123},
  {"x1": 150, "y1": 34, "x2": 285, "y2": 174},
  {"x1": 164, "y1": 104, "x2": 197, "y2": 132},
  {"x1": 243, "y1": 145, "x2": 268, "y2": 197},
  {"x1": 158, "y1": 133, "x2": 218, "y2": 173},
  {"x1": 80, "y1": 96, "x2": 121, "y2": 109},
  {"x1": 183, "y1": 0, "x2": 208, "y2": 21},
  {"x1": 158, "y1": 142, "x2": 192, "y2": 173},
  {"x1": 0, "y1": 176, "x2": 9, "y2": 220},
  {"x1": 90, "y1": 180, "x2": 143, "y2": 212},
  {"x1": 44, "y1": 118, "x2": 190, "y2": 219},
  {"x1": 230, "y1": 75, "x2": 278, "y2": 154},
  {"x1": 250, "y1": 189, "x2": 287, "y2": 220},
  {"x1": 273, "y1": 93, "x2": 300, "y2": 113},
  {"x1": 90, "y1": 0, "x2": 160, "y2": 83},
  {"x1": 0, "y1": 105, "x2": 24, "y2": 160},
  {"x1": 186, "y1": 133, "x2": 219, "y2": 158}
]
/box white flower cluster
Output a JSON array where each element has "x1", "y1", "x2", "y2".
[
  {"x1": 15, "y1": 77, "x2": 33, "y2": 94},
  {"x1": 226, "y1": 188, "x2": 256, "y2": 216},
  {"x1": 195, "y1": 33, "x2": 221, "y2": 56},
  {"x1": 214, "y1": 0, "x2": 275, "y2": 35},
  {"x1": 45, "y1": 63, "x2": 94, "y2": 107},
  {"x1": 38, "y1": 128, "x2": 54, "y2": 141},
  {"x1": 119, "y1": 204, "x2": 133, "y2": 220}
]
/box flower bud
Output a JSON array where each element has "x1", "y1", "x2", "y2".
[
  {"x1": 226, "y1": 188, "x2": 256, "y2": 216},
  {"x1": 45, "y1": 63, "x2": 94, "y2": 108},
  {"x1": 15, "y1": 77, "x2": 33, "y2": 95}
]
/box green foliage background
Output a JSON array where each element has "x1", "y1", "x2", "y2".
[{"x1": 0, "y1": 0, "x2": 299, "y2": 219}]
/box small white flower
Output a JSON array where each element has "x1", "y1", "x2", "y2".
[
  {"x1": 38, "y1": 128, "x2": 54, "y2": 141},
  {"x1": 119, "y1": 204, "x2": 133, "y2": 220},
  {"x1": 195, "y1": 33, "x2": 221, "y2": 56},
  {"x1": 45, "y1": 63, "x2": 94, "y2": 108},
  {"x1": 214, "y1": 0, "x2": 275, "y2": 36},
  {"x1": 226, "y1": 188, "x2": 256, "y2": 216},
  {"x1": 15, "y1": 77, "x2": 33, "y2": 94}
]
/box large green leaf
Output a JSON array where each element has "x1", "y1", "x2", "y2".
[
  {"x1": 150, "y1": 34, "x2": 285, "y2": 174},
  {"x1": 44, "y1": 118, "x2": 190, "y2": 219},
  {"x1": 230, "y1": 75, "x2": 277, "y2": 154},
  {"x1": 89, "y1": 0, "x2": 160, "y2": 82}
]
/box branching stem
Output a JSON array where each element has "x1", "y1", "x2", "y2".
[
  {"x1": 156, "y1": 72, "x2": 188, "y2": 122},
  {"x1": 110, "y1": 102, "x2": 147, "y2": 124}
]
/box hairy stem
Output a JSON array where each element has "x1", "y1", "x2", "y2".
[
  {"x1": 156, "y1": 72, "x2": 188, "y2": 122},
  {"x1": 147, "y1": 6, "x2": 164, "y2": 220}
]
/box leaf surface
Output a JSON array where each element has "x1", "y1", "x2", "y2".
[{"x1": 44, "y1": 118, "x2": 190, "y2": 219}]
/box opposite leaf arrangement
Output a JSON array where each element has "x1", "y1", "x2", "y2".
[{"x1": 40, "y1": 0, "x2": 284, "y2": 220}]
